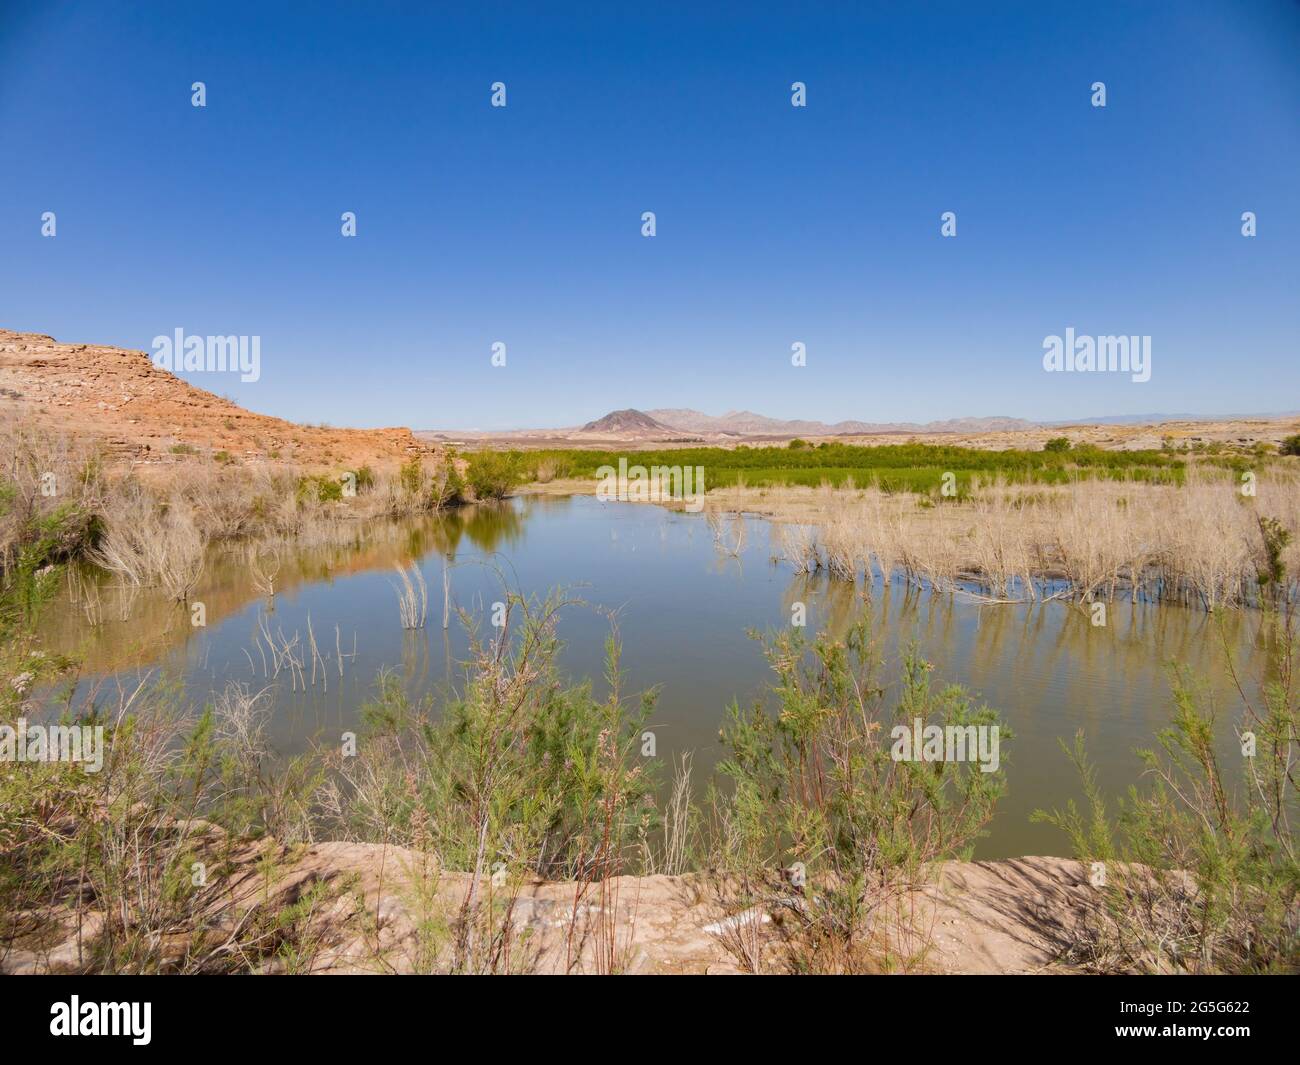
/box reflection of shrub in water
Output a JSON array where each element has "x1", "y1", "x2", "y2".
[{"x1": 429, "y1": 500, "x2": 525, "y2": 558}]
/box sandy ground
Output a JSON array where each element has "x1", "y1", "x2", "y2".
[{"x1": 5, "y1": 834, "x2": 1099, "y2": 975}]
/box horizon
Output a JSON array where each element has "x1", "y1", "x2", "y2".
[
  {"x1": 3, "y1": 1, "x2": 1298, "y2": 430},
  {"x1": 429, "y1": 403, "x2": 1300, "y2": 435}
]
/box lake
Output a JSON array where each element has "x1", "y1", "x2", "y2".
[{"x1": 36, "y1": 493, "x2": 1264, "y2": 859}]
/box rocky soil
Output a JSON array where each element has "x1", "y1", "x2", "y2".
[{"x1": 0, "y1": 329, "x2": 437, "y2": 471}]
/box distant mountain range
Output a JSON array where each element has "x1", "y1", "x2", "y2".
[
  {"x1": 423, "y1": 406, "x2": 1299, "y2": 442},
  {"x1": 645, "y1": 409, "x2": 1037, "y2": 437}
]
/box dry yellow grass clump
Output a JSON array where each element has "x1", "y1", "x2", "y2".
[{"x1": 726, "y1": 469, "x2": 1300, "y2": 610}]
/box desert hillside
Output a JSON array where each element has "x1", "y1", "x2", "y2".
[{"x1": 0, "y1": 329, "x2": 435, "y2": 470}]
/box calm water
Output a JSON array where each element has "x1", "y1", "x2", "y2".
[{"x1": 38, "y1": 494, "x2": 1265, "y2": 859}]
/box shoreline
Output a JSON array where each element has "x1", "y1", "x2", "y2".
[{"x1": 3, "y1": 832, "x2": 1099, "y2": 975}]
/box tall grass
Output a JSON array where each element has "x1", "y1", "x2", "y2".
[{"x1": 757, "y1": 470, "x2": 1299, "y2": 610}]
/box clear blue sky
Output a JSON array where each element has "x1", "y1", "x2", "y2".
[{"x1": 2, "y1": 1, "x2": 1297, "y2": 429}]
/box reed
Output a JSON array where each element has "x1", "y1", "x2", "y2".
[
  {"x1": 391, "y1": 562, "x2": 428, "y2": 629},
  {"x1": 725, "y1": 467, "x2": 1300, "y2": 610},
  {"x1": 705, "y1": 506, "x2": 747, "y2": 557}
]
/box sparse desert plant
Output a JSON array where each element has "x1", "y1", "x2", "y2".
[
  {"x1": 0, "y1": 419, "x2": 104, "y2": 584},
  {"x1": 0, "y1": 665, "x2": 329, "y2": 972},
  {"x1": 654, "y1": 752, "x2": 700, "y2": 877},
  {"x1": 398, "y1": 456, "x2": 425, "y2": 497},
  {"x1": 711, "y1": 618, "x2": 1007, "y2": 973}
]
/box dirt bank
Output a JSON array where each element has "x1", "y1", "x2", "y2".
[{"x1": 5, "y1": 834, "x2": 1098, "y2": 974}]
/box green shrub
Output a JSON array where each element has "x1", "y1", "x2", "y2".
[
  {"x1": 465, "y1": 451, "x2": 525, "y2": 500},
  {"x1": 322, "y1": 592, "x2": 657, "y2": 970},
  {"x1": 295, "y1": 474, "x2": 343, "y2": 503},
  {"x1": 399, "y1": 456, "x2": 424, "y2": 496},
  {"x1": 1043, "y1": 437, "x2": 1073, "y2": 452},
  {"x1": 503, "y1": 440, "x2": 1182, "y2": 493},
  {"x1": 714, "y1": 617, "x2": 1006, "y2": 971},
  {"x1": 1280, "y1": 435, "x2": 1300, "y2": 457}
]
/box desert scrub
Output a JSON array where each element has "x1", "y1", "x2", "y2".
[
  {"x1": 0, "y1": 665, "x2": 330, "y2": 971},
  {"x1": 0, "y1": 439, "x2": 103, "y2": 628},
  {"x1": 317, "y1": 592, "x2": 658, "y2": 880},
  {"x1": 296, "y1": 472, "x2": 345, "y2": 503},
  {"x1": 8, "y1": 415, "x2": 469, "y2": 546},
  {"x1": 395, "y1": 455, "x2": 464, "y2": 510},
  {"x1": 0, "y1": 423, "x2": 106, "y2": 583},
  {"x1": 711, "y1": 618, "x2": 1006, "y2": 972},
  {"x1": 1035, "y1": 605, "x2": 1300, "y2": 973},
  {"x1": 0, "y1": 475, "x2": 327, "y2": 974}
]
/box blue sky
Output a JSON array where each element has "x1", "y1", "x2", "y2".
[{"x1": 1, "y1": 1, "x2": 1297, "y2": 429}]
